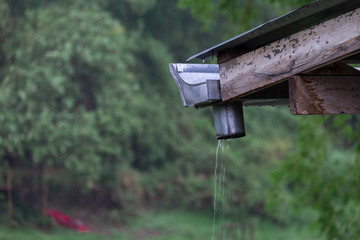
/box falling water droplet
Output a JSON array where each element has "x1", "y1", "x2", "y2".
[
  {"x1": 213, "y1": 140, "x2": 221, "y2": 240},
  {"x1": 213, "y1": 140, "x2": 236, "y2": 239}
]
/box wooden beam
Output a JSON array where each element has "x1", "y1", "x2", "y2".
[
  {"x1": 302, "y1": 62, "x2": 360, "y2": 76},
  {"x1": 219, "y1": 8, "x2": 360, "y2": 101},
  {"x1": 289, "y1": 75, "x2": 360, "y2": 115}
]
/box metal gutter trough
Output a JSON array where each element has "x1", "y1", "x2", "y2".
[{"x1": 169, "y1": 63, "x2": 246, "y2": 139}]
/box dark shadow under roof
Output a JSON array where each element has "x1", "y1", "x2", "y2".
[{"x1": 188, "y1": 0, "x2": 360, "y2": 61}]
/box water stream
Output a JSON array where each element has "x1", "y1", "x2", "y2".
[
  {"x1": 212, "y1": 140, "x2": 256, "y2": 240},
  {"x1": 212, "y1": 141, "x2": 220, "y2": 240},
  {"x1": 213, "y1": 140, "x2": 231, "y2": 240}
]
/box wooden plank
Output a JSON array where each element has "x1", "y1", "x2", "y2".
[
  {"x1": 302, "y1": 62, "x2": 360, "y2": 76},
  {"x1": 237, "y1": 63, "x2": 360, "y2": 107},
  {"x1": 289, "y1": 75, "x2": 360, "y2": 115},
  {"x1": 219, "y1": 8, "x2": 360, "y2": 101}
]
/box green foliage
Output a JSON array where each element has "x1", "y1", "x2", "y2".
[
  {"x1": 179, "y1": 0, "x2": 313, "y2": 34},
  {"x1": 125, "y1": 0, "x2": 157, "y2": 15},
  {"x1": 138, "y1": 106, "x2": 299, "y2": 216},
  {"x1": 0, "y1": 211, "x2": 322, "y2": 240},
  {"x1": 0, "y1": 0, "x2": 310, "y2": 232},
  {"x1": 0, "y1": 1, "x2": 138, "y2": 180},
  {"x1": 107, "y1": 0, "x2": 224, "y2": 61},
  {"x1": 0, "y1": 0, "x2": 229, "y2": 219},
  {"x1": 269, "y1": 116, "x2": 360, "y2": 239},
  {"x1": 178, "y1": 0, "x2": 214, "y2": 26}
]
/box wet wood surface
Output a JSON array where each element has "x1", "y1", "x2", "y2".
[
  {"x1": 301, "y1": 62, "x2": 360, "y2": 76},
  {"x1": 289, "y1": 75, "x2": 360, "y2": 115},
  {"x1": 219, "y1": 8, "x2": 360, "y2": 101}
]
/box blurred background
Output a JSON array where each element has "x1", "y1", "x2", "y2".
[{"x1": 1, "y1": 0, "x2": 360, "y2": 239}]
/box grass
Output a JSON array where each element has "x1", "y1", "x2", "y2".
[{"x1": 0, "y1": 210, "x2": 323, "y2": 240}]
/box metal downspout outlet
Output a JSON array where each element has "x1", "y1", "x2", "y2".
[{"x1": 169, "y1": 63, "x2": 246, "y2": 139}]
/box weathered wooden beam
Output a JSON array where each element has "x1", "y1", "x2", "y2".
[
  {"x1": 289, "y1": 75, "x2": 360, "y2": 115},
  {"x1": 219, "y1": 8, "x2": 360, "y2": 101},
  {"x1": 302, "y1": 62, "x2": 360, "y2": 76}
]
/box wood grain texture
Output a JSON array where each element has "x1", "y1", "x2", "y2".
[
  {"x1": 219, "y1": 8, "x2": 360, "y2": 101},
  {"x1": 289, "y1": 75, "x2": 360, "y2": 115},
  {"x1": 302, "y1": 62, "x2": 360, "y2": 76}
]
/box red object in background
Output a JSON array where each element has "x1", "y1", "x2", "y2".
[{"x1": 46, "y1": 209, "x2": 91, "y2": 232}]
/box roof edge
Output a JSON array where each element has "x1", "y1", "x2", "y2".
[{"x1": 188, "y1": 0, "x2": 360, "y2": 61}]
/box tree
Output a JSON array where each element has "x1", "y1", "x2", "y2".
[
  {"x1": 270, "y1": 116, "x2": 360, "y2": 239},
  {"x1": 0, "y1": 1, "x2": 148, "y2": 218},
  {"x1": 0, "y1": 0, "x2": 302, "y2": 225},
  {"x1": 0, "y1": 0, "x2": 224, "y2": 218},
  {"x1": 0, "y1": 0, "x2": 140, "y2": 176}
]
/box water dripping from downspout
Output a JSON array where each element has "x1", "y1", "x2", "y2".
[
  {"x1": 213, "y1": 140, "x2": 231, "y2": 240},
  {"x1": 213, "y1": 140, "x2": 221, "y2": 240},
  {"x1": 169, "y1": 63, "x2": 246, "y2": 238}
]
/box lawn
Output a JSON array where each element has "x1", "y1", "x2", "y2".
[{"x1": 0, "y1": 211, "x2": 323, "y2": 240}]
